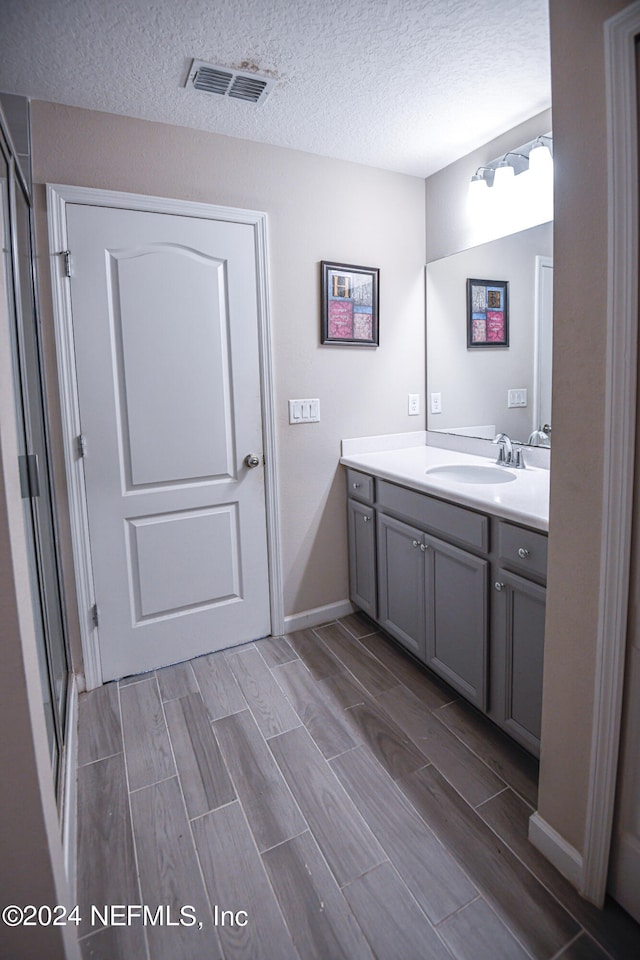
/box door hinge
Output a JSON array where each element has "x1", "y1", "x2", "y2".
[
  {"x1": 90, "y1": 604, "x2": 99, "y2": 629},
  {"x1": 18, "y1": 453, "x2": 40, "y2": 499},
  {"x1": 58, "y1": 249, "x2": 72, "y2": 278},
  {"x1": 76, "y1": 434, "x2": 87, "y2": 458}
]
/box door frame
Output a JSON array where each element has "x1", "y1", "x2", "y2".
[
  {"x1": 581, "y1": 1, "x2": 640, "y2": 904},
  {"x1": 532, "y1": 254, "x2": 553, "y2": 437},
  {"x1": 47, "y1": 184, "x2": 284, "y2": 690}
]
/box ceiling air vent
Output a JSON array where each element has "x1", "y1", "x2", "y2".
[{"x1": 188, "y1": 60, "x2": 276, "y2": 105}]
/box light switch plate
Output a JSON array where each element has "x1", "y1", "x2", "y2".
[
  {"x1": 288, "y1": 399, "x2": 320, "y2": 423},
  {"x1": 507, "y1": 388, "x2": 527, "y2": 408}
]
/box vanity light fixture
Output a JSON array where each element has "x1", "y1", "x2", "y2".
[
  {"x1": 467, "y1": 134, "x2": 553, "y2": 236},
  {"x1": 470, "y1": 149, "x2": 535, "y2": 194}
]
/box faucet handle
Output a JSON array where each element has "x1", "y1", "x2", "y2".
[
  {"x1": 495, "y1": 444, "x2": 507, "y2": 465},
  {"x1": 513, "y1": 447, "x2": 525, "y2": 469}
]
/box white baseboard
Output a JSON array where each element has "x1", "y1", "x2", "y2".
[
  {"x1": 283, "y1": 599, "x2": 355, "y2": 634},
  {"x1": 61, "y1": 675, "x2": 78, "y2": 900},
  {"x1": 529, "y1": 811, "x2": 584, "y2": 889}
]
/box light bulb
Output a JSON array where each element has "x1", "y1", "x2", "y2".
[
  {"x1": 528, "y1": 143, "x2": 553, "y2": 178},
  {"x1": 528, "y1": 143, "x2": 553, "y2": 224},
  {"x1": 467, "y1": 174, "x2": 489, "y2": 221},
  {"x1": 492, "y1": 161, "x2": 515, "y2": 191},
  {"x1": 468, "y1": 175, "x2": 488, "y2": 201}
]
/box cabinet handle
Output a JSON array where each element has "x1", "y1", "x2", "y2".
[
  {"x1": 353, "y1": 482, "x2": 361, "y2": 489},
  {"x1": 362, "y1": 515, "x2": 370, "y2": 523},
  {"x1": 412, "y1": 539, "x2": 420, "y2": 549},
  {"x1": 517, "y1": 547, "x2": 530, "y2": 559},
  {"x1": 420, "y1": 543, "x2": 428, "y2": 552},
  {"x1": 494, "y1": 581, "x2": 505, "y2": 592}
]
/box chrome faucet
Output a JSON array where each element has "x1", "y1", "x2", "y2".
[
  {"x1": 493, "y1": 432, "x2": 525, "y2": 468},
  {"x1": 527, "y1": 427, "x2": 550, "y2": 447}
]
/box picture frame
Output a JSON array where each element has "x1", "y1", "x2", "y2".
[
  {"x1": 321, "y1": 261, "x2": 379, "y2": 346},
  {"x1": 467, "y1": 278, "x2": 509, "y2": 347}
]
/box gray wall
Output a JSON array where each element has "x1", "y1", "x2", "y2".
[
  {"x1": 426, "y1": 109, "x2": 552, "y2": 262},
  {"x1": 30, "y1": 101, "x2": 427, "y2": 671}
]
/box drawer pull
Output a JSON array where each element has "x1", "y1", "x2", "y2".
[
  {"x1": 353, "y1": 482, "x2": 361, "y2": 489},
  {"x1": 518, "y1": 547, "x2": 530, "y2": 559},
  {"x1": 412, "y1": 539, "x2": 420, "y2": 549},
  {"x1": 494, "y1": 581, "x2": 505, "y2": 592}
]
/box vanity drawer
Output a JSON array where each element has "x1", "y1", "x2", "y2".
[
  {"x1": 346, "y1": 468, "x2": 375, "y2": 504},
  {"x1": 377, "y1": 479, "x2": 489, "y2": 554},
  {"x1": 497, "y1": 521, "x2": 547, "y2": 581}
]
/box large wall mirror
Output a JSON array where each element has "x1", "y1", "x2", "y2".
[{"x1": 426, "y1": 220, "x2": 552, "y2": 446}]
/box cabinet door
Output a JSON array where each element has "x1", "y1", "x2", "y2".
[
  {"x1": 347, "y1": 499, "x2": 376, "y2": 618},
  {"x1": 377, "y1": 513, "x2": 426, "y2": 659},
  {"x1": 425, "y1": 535, "x2": 488, "y2": 709},
  {"x1": 492, "y1": 568, "x2": 546, "y2": 756}
]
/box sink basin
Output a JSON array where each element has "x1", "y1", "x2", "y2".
[{"x1": 426, "y1": 464, "x2": 517, "y2": 484}]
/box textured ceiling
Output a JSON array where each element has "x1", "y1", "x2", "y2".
[{"x1": 0, "y1": 0, "x2": 551, "y2": 177}]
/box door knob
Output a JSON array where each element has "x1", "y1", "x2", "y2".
[{"x1": 245, "y1": 454, "x2": 261, "y2": 468}]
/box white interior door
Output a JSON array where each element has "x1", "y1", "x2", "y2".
[{"x1": 65, "y1": 203, "x2": 271, "y2": 681}]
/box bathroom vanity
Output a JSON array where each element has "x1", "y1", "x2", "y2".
[{"x1": 342, "y1": 440, "x2": 549, "y2": 757}]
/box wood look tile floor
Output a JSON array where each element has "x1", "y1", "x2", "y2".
[{"x1": 76, "y1": 615, "x2": 640, "y2": 960}]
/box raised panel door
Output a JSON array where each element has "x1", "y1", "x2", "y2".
[
  {"x1": 492, "y1": 567, "x2": 546, "y2": 755},
  {"x1": 377, "y1": 512, "x2": 426, "y2": 659},
  {"x1": 66, "y1": 203, "x2": 270, "y2": 680},
  {"x1": 425, "y1": 535, "x2": 488, "y2": 709},
  {"x1": 347, "y1": 499, "x2": 376, "y2": 618}
]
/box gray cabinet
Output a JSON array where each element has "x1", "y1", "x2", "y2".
[
  {"x1": 491, "y1": 570, "x2": 546, "y2": 755},
  {"x1": 347, "y1": 499, "x2": 377, "y2": 619},
  {"x1": 346, "y1": 467, "x2": 377, "y2": 619},
  {"x1": 376, "y1": 515, "x2": 488, "y2": 704},
  {"x1": 426, "y1": 535, "x2": 488, "y2": 709},
  {"x1": 490, "y1": 520, "x2": 548, "y2": 756},
  {"x1": 374, "y1": 480, "x2": 489, "y2": 705},
  {"x1": 377, "y1": 512, "x2": 426, "y2": 659},
  {"x1": 345, "y1": 467, "x2": 548, "y2": 755}
]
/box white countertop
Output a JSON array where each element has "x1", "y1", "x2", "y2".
[{"x1": 340, "y1": 444, "x2": 549, "y2": 531}]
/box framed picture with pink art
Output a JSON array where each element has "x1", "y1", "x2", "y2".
[
  {"x1": 321, "y1": 261, "x2": 379, "y2": 346},
  {"x1": 467, "y1": 278, "x2": 509, "y2": 348}
]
